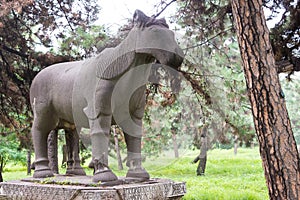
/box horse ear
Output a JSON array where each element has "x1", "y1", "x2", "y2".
[
  {"x1": 159, "y1": 18, "x2": 167, "y2": 25},
  {"x1": 133, "y1": 9, "x2": 150, "y2": 27}
]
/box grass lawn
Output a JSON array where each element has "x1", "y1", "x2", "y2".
[{"x1": 2, "y1": 148, "x2": 268, "y2": 199}]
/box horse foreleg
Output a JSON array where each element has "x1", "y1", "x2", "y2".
[{"x1": 89, "y1": 115, "x2": 118, "y2": 183}]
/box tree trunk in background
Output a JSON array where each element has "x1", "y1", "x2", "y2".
[
  {"x1": 193, "y1": 125, "x2": 208, "y2": 176},
  {"x1": 172, "y1": 132, "x2": 179, "y2": 158},
  {"x1": 231, "y1": 0, "x2": 300, "y2": 199},
  {"x1": 171, "y1": 114, "x2": 180, "y2": 158},
  {"x1": 62, "y1": 144, "x2": 67, "y2": 167},
  {"x1": 113, "y1": 126, "x2": 123, "y2": 170},
  {"x1": 0, "y1": 157, "x2": 3, "y2": 182},
  {"x1": 198, "y1": 125, "x2": 207, "y2": 175},
  {"x1": 233, "y1": 135, "x2": 238, "y2": 155},
  {"x1": 27, "y1": 149, "x2": 31, "y2": 175}
]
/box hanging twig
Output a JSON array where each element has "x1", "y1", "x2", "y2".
[
  {"x1": 183, "y1": 27, "x2": 233, "y2": 50},
  {"x1": 153, "y1": 0, "x2": 177, "y2": 18}
]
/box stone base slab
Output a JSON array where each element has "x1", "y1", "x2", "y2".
[{"x1": 0, "y1": 175, "x2": 186, "y2": 200}]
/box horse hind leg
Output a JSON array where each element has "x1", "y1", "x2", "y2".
[
  {"x1": 32, "y1": 111, "x2": 58, "y2": 178},
  {"x1": 124, "y1": 132, "x2": 149, "y2": 180},
  {"x1": 65, "y1": 128, "x2": 86, "y2": 175},
  {"x1": 48, "y1": 129, "x2": 59, "y2": 174},
  {"x1": 124, "y1": 111, "x2": 149, "y2": 180},
  {"x1": 124, "y1": 88, "x2": 149, "y2": 180}
]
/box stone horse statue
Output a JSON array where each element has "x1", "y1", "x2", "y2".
[{"x1": 30, "y1": 10, "x2": 184, "y2": 182}]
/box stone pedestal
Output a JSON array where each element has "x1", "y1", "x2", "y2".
[{"x1": 0, "y1": 175, "x2": 186, "y2": 200}]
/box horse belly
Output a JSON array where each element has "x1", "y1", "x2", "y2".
[{"x1": 50, "y1": 61, "x2": 84, "y2": 123}]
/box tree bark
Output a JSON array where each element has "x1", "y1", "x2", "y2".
[
  {"x1": 233, "y1": 135, "x2": 238, "y2": 155},
  {"x1": 231, "y1": 0, "x2": 300, "y2": 199},
  {"x1": 172, "y1": 132, "x2": 179, "y2": 158},
  {"x1": 198, "y1": 125, "x2": 208, "y2": 175},
  {"x1": 27, "y1": 149, "x2": 31, "y2": 175},
  {"x1": 0, "y1": 157, "x2": 3, "y2": 182},
  {"x1": 193, "y1": 125, "x2": 208, "y2": 176}
]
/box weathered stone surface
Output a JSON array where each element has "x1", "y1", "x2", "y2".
[{"x1": 0, "y1": 176, "x2": 186, "y2": 200}]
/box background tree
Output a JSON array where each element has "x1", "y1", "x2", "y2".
[
  {"x1": 0, "y1": 0, "x2": 104, "y2": 174},
  {"x1": 153, "y1": 0, "x2": 300, "y2": 196},
  {"x1": 231, "y1": 0, "x2": 300, "y2": 198}
]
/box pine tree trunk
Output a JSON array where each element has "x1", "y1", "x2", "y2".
[
  {"x1": 172, "y1": 132, "x2": 179, "y2": 158},
  {"x1": 27, "y1": 149, "x2": 31, "y2": 175},
  {"x1": 198, "y1": 125, "x2": 208, "y2": 175},
  {"x1": 231, "y1": 0, "x2": 300, "y2": 199},
  {"x1": 0, "y1": 157, "x2": 3, "y2": 182},
  {"x1": 233, "y1": 135, "x2": 238, "y2": 155},
  {"x1": 0, "y1": 171, "x2": 2, "y2": 182}
]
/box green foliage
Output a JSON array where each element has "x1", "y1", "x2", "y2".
[
  {"x1": 143, "y1": 80, "x2": 201, "y2": 157},
  {"x1": 0, "y1": 132, "x2": 26, "y2": 172},
  {"x1": 142, "y1": 33, "x2": 255, "y2": 153},
  {"x1": 179, "y1": 30, "x2": 255, "y2": 147},
  {"x1": 169, "y1": 0, "x2": 299, "y2": 151},
  {"x1": 59, "y1": 25, "x2": 108, "y2": 58}
]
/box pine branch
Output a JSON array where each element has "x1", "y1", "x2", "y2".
[{"x1": 153, "y1": 0, "x2": 177, "y2": 18}]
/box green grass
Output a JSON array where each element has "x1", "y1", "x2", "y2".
[
  {"x1": 2, "y1": 148, "x2": 269, "y2": 199},
  {"x1": 142, "y1": 148, "x2": 269, "y2": 200}
]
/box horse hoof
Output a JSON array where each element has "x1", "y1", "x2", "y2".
[
  {"x1": 33, "y1": 169, "x2": 54, "y2": 178},
  {"x1": 126, "y1": 168, "x2": 150, "y2": 180},
  {"x1": 92, "y1": 169, "x2": 118, "y2": 183}
]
